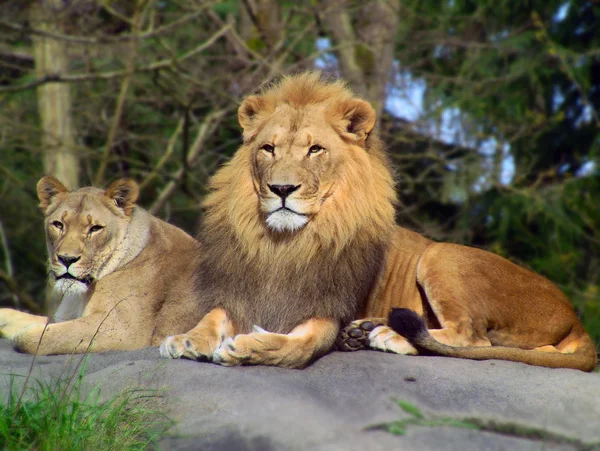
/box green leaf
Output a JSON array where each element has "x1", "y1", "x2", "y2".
[{"x1": 397, "y1": 400, "x2": 424, "y2": 419}]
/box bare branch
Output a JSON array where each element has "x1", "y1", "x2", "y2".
[
  {"x1": 94, "y1": 3, "x2": 144, "y2": 186},
  {"x1": 0, "y1": 218, "x2": 16, "y2": 307},
  {"x1": 320, "y1": 0, "x2": 365, "y2": 96},
  {"x1": 0, "y1": 269, "x2": 43, "y2": 314},
  {"x1": 0, "y1": 6, "x2": 212, "y2": 45},
  {"x1": 149, "y1": 109, "x2": 227, "y2": 215},
  {"x1": 139, "y1": 116, "x2": 185, "y2": 192},
  {"x1": 0, "y1": 25, "x2": 231, "y2": 94}
]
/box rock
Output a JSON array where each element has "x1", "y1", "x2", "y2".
[{"x1": 0, "y1": 338, "x2": 597, "y2": 450}]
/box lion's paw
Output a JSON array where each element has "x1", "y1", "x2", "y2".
[
  {"x1": 159, "y1": 334, "x2": 211, "y2": 361},
  {"x1": 369, "y1": 326, "x2": 418, "y2": 355},
  {"x1": 336, "y1": 319, "x2": 386, "y2": 351},
  {"x1": 212, "y1": 326, "x2": 277, "y2": 366},
  {"x1": 212, "y1": 337, "x2": 244, "y2": 366}
]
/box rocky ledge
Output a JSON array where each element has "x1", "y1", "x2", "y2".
[{"x1": 0, "y1": 339, "x2": 598, "y2": 450}]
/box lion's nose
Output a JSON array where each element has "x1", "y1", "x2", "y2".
[
  {"x1": 58, "y1": 254, "x2": 81, "y2": 269},
  {"x1": 268, "y1": 184, "x2": 301, "y2": 200}
]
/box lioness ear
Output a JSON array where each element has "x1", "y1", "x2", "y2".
[
  {"x1": 37, "y1": 176, "x2": 68, "y2": 214},
  {"x1": 238, "y1": 95, "x2": 269, "y2": 141},
  {"x1": 337, "y1": 99, "x2": 376, "y2": 146},
  {"x1": 105, "y1": 178, "x2": 139, "y2": 216}
]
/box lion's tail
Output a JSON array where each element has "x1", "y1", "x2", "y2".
[{"x1": 389, "y1": 308, "x2": 598, "y2": 372}]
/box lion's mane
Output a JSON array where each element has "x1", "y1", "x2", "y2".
[{"x1": 195, "y1": 73, "x2": 398, "y2": 334}]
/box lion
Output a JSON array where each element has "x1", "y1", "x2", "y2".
[
  {"x1": 0, "y1": 176, "x2": 204, "y2": 355},
  {"x1": 160, "y1": 72, "x2": 597, "y2": 371}
]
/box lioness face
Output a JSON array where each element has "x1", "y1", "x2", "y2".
[{"x1": 37, "y1": 176, "x2": 139, "y2": 294}]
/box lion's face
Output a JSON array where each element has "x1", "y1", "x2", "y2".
[
  {"x1": 251, "y1": 104, "x2": 345, "y2": 232},
  {"x1": 37, "y1": 176, "x2": 139, "y2": 295},
  {"x1": 240, "y1": 83, "x2": 378, "y2": 234}
]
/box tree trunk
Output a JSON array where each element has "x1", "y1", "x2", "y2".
[
  {"x1": 31, "y1": 1, "x2": 78, "y2": 191},
  {"x1": 322, "y1": 0, "x2": 400, "y2": 120}
]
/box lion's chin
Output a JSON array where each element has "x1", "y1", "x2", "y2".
[{"x1": 266, "y1": 209, "x2": 309, "y2": 232}]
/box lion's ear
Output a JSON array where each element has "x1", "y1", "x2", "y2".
[
  {"x1": 337, "y1": 99, "x2": 376, "y2": 146},
  {"x1": 37, "y1": 176, "x2": 68, "y2": 214},
  {"x1": 238, "y1": 95, "x2": 270, "y2": 141},
  {"x1": 105, "y1": 178, "x2": 139, "y2": 216}
]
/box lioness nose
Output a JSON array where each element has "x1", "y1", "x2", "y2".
[
  {"x1": 58, "y1": 255, "x2": 81, "y2": 268},
  {"x1": 268, "y1": 184, "x2": 300, "y2": 199}
]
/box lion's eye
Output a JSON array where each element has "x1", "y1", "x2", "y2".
[
  {"x1": 261, "y1": 144, "x2": 275, "y2": 154},
  {"x1": 308, "y1": 144, "x2": 324, "y2": 155},
  {"x1": 89, "y1": 225, "x2": 104, "y2": 234},
  {"x1": 52, "y1": 221, "x2": 63, "y2": 230}
]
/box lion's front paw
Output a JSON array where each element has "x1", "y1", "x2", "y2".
[
  {"x1": 212, "y1": 325, "x2": 282, "y2": 367},
  {"x1": 369, "y1": 326, "x2": 418, "y2": 355},
  {"x1": 336, "y1": 319, "x2": 386, "y2": 351},
  {"x1": 159, "y1": 334, "x2": 212, "y2": 361}
]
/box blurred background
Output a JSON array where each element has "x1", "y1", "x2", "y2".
[{"x1": 0, "y1": 0, "x2": 598, "y2": 345}]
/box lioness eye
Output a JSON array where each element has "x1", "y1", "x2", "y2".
[
  {"x1": 89, "y1": 225, "x2": 104, "y2": 234},
  {"x1": 261, "y1": 144, "x2": 275, "y2": 154},
  {"x1": 52, "y1": 221, "x2": 63, "y2": 230},
  {"x1": 308, "y1": 144, "x2": 324, "y2": 155}
]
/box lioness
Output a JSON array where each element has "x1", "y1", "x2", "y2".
[
  {"x1": 0, "y1": 176, "x2": 203, "y2": 355},
  {"x1": 161, "y1": 72, "x2": 597, "y2": 371}
]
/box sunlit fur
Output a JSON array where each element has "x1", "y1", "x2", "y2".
[
  {"x1": 40, "y1": 180, "x2": 149, "y2": 317},
  {"x1": 194, "y1": 73, "x2": 397, "y2": 333},
  {"x1": 204, "y1": 72, "x2": 396, "y2": 262},
  {"x1": 0, "y1": 176, "x2": 204, "y2": 355}
]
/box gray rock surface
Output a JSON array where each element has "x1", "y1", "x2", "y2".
[{"x1": 0, "y1": 338, "x2": 598, "y2": 450}]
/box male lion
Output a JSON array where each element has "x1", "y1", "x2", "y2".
[
  {"x1": 161, "y1": 72, "x2": 597, "y2": 371},
  {"x1": 0, "y1": 176, "x2": 203, "y2": 355}
]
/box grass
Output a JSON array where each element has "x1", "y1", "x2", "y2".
[
  {"x1": 0, "y1": 356, "x2": 173, "y2": 451},
  {"x1": 376, "y1": 399, "x2": 600, "y2": 450}
]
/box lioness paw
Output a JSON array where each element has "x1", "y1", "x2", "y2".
[
  {"x1": 0, "y1": 309, "x2": 43, "y2": 340},
  {"x1": 13, "y1": 324, "x2": 46, "y2": 354},
  {"x1": 369, "y1": 326, "x2": 418, "y2": 355},
  {"x1": 160, "y1": 334, "x2": 211, "y2": 361}
]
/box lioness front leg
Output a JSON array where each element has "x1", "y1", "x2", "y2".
[
  {"x1": 212, "y1": 318, "x2": 338, "y2": 369},
  {"x1": 0, "y1": 309, "x2": 48, "y2": 340},
  {"x1": 160, "y1": 308, "x2": 233, "y2": 361},
  {"x1": 13, "y1": 312, "x2": 143, "y2": 355}
]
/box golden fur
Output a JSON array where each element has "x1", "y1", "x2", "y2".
[
  {"x1": 163, "y1": 72, "x2": 596, "y2": 371},
  {"x1": 161, "y1": 72, "x2": 395, "y2": 367},
  {"x1": 0, "y1": 176, "x2": 203, "y2": 355}
]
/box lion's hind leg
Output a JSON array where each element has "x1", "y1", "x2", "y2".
[
  {"x1": 368, "y1": 326, "x2": 419, "y2": 355},
  {"x1": 160, "y1": 308, "x2": 233, "y2": 361}
]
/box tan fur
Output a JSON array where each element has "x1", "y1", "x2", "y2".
[
  {"x1": 368, "y1": 241, "x2": 598, "y2": 371},
  {"x1": 162, "y1": 72, "x2": 395, "y2": 368},
  {"x1": 161, "y1": 72, "x2": 596, "y2": 371},
  {"x1": 0, "y1": 176, "x2": 203, "y2": 355}
]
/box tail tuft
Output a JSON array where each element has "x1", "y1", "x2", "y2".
[{"x1": 389, "y1": 308, "x2": 427, "y2": 341}]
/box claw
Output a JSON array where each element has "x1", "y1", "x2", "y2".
[
  {"x1": 252, "y1": 324, "x2": 268, "y2": 334},
  {"x1": 160, "y1": 337, "x2": 177, "y2": 358},
  {"x1": 222, "y1": 336, "x2": 235, "y2": 350}
]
